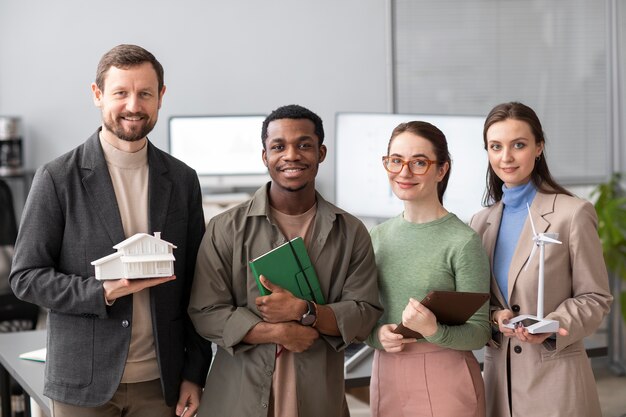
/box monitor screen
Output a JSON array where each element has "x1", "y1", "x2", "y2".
[
  {"x1": 168, "y1": 115, "x2": 267, "y2": 176},
  {"x1": 335, "y1": 113, "x2": 487, "y2": 222}
]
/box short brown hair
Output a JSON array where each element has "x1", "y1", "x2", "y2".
[{"x1": 95, "y1": 44, "x2": 164, "y2": 92}]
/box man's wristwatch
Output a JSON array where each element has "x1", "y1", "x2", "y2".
[{"x1": 299, "y1": 300, "x2": 317, "y2": 326}]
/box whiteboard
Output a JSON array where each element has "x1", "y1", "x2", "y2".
[{"x1": 335, "y1": 113, "x2": 488, "y2": 222}]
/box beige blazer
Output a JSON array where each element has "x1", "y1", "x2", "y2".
[{"x1": 470, "y1": 191, "x2": 612, "y2": 417}]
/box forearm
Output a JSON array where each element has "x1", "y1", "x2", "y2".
[
  {"x1": 549, "y1": 202, "x2": 613, "y2": 348},
  {"x1": 243, "y1": 320, "x2": 319, "y2": 353},
  {"x1": 243, "y1": 321, "x2": 285, "y2": 345},
  {"x1": 548, "y1": 292, "x2": 612, "y2": 346},
  {"x1": 10, "y1": 265, "x2": 108, "y2": 317},
  {"x1": 323, "y1": 227, "x2": 383, "y2": 343},
  {"x1": 9, "y1": 167, "x2": 108, "y2": 316},
  {"x1": 188, "y1": 227, "x2": 259, "y2": 350},
  {"x1": 425, "y1": 303, "x2": 491, "y2": 350},
  {"x1": 426, "y1": 319, "x2": 490, "y2": 351},
  {"x1": 314, "y1": 304, "x2": 341, "y2": 336}
]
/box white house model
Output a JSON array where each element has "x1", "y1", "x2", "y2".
[{"x1": 91, "y1": 232, "x2": 176, "y2": 281}]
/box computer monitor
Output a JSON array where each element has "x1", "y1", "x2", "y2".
[
  {"x1": 168, "y1": 115, "x2": 268, "y2": 177},
  {"x1": 168, "y1": 115, "x2": 270, "y2": 190}
]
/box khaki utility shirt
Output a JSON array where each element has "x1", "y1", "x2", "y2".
[{"x1": 189, "y1": 183, "x2": 382, "y2": 417}]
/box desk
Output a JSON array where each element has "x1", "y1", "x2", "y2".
[
  {"x1": 0, "y1": 330, "x2": 48, "y2": 417},
  {"x1": 0, "y1": 330, "x2": 377, "y2": 416}
]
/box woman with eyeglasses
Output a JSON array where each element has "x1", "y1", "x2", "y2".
[
  {"x1": 365, "y1": 121, "x2": 491, "y2": 417},
  {"x1": 469, "y1": 102, "x2": 612, "y2": 417}
]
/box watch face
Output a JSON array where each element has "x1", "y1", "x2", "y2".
[
  {"x1": 300, "y1": 313, "x2": 316, "y2": 326},
  {"x1": 300, "y1": 300, "x2": 317, "y2": 326}
]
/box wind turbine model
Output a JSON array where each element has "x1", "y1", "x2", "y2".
[{"x1": 504, "y1": 204, "x2": 562, "y2": 334}]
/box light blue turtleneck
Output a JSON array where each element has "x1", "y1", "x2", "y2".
[{"x1": 493, "y1": 181, "x2": 537, "y2": 303}]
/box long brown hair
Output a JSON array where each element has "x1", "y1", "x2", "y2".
[
  {"x1": 482, "y1": 102, "x2": 572, "y2": 206},
  {"x1": 388, "y1": 121, "x2": 451, "y2": 204}
]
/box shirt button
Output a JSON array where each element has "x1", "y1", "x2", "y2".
[
  {"x1": 266, "y1": 370, "x2": 273, "y2": 376},
  {"x1": 262, "y1": 403, "x2": 268, "y2": 409},
  {"x1": 511, "y1": 305, "x2": 521, "y2": 313},
  {"x1": 121, "y1": 320, "x2": 130, "y2": 328},
  {"x1": 514, "y1": 345, "x2": 522, "y2": 354}
]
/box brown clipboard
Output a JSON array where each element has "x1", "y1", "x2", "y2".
[{"x1": 393, "y1": 290, "x2": 490, "y2": 339}]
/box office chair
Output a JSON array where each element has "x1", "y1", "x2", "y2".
[
  {"x1": 0, "y1": 179, "x2": 38, "y2": 417},
  {"x1": 0, "y1": 178, "x2": 17, "y2": 246},
  {"x1": 0, "y1": 178, "x2": 37, "y2": 332},
  {"x1": 0, "y1": 293, "x2": 39, "y2": 332}
]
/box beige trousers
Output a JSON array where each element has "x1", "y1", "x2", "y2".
[{"x1": 51, "y1": 379, "x2": 175, "y2": 417}]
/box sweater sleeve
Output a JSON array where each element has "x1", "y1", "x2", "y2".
[{"x1": 425, "y1": 233, "x2": 491, "y2": 350}]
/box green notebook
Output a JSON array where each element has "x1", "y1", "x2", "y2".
[{"x1": 249, "y1": 237, "x2": 325, "y2": 304}]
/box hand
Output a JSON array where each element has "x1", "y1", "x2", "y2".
[
  {"x1": 176, "y1": 380, "x2": 202, "y2": 416},
  {"x1": 494, "y1": 310, "x2": 569, "y2": 343},
  {"x1": 513, "y1": 325, "x2": 569, "y2": 344},
  {"x1": 277, "y1": 321, "x2": 319, "y2": 353},
  {"x1": 378, "y1": 324, "x2": 416, "y2": 353},
  {"x1": 493, "y1": 309, "x2": 516, "y2": 337},
  {"x1": 102, "y1": 275, "x2": 176, "y2": 304},
  {"x1": 255, "y1": 275, "x2": 306, "y2": 323},
  {"x1": 401, "y1": 298, "x2": 438, "y2": 338}
]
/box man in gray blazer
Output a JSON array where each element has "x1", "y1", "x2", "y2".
[{"x1": 10, "y1": 44, "x2": 211, "y2": 417}]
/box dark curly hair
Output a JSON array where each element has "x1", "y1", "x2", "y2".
[{"x1": 261, "y1": 104, "x2": 324, "y2": 148}]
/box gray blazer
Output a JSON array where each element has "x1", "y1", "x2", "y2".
[{"x1": 10, "y1": 130, "x2": 212, "y2": 407}]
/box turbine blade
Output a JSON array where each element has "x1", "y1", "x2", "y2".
[
  {"x1": 527, "y1": 203, "x2": 538, "y2": 237},
  {"x1": 543, "y1": 232, "x2": 560, "y2": 240},
  {"x1": 539, "y1": 234, "x2": 562, "y2": 245},
  {"x1": 524, "y1": 243, "x2": 538, "y2": 271}
]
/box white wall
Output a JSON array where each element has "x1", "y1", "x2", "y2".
[{"x1": 0, "y1": 0, "x2": 391, "y2": 199}]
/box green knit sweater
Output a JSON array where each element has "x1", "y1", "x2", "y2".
[{"x1": 366, "y1": 213, "x2": 491, "y2": 351}]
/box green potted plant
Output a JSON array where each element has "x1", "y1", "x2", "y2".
[{"x1": 592, "y1": 172, "x2": 626, "y2": 317}]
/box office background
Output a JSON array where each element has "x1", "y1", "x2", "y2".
[
  {"x1": 1, "y1": 0, "x2": 624, "y2": 205},
  {"x1": 1, "y1": 1, "x2": 626, "y2": 415},
  {"x1": 0, "y1": 0, "x2": 390, "y2": 200}
]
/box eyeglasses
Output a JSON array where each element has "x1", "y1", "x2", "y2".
[{"x1": 382, "y1": 156, "x2": 438, "y2": 175}]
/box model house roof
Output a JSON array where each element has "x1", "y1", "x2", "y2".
[
  {"x1": 113, "y1": 232, "x2": 177, "y2": 250},
  {"x1": 90, "y1": 252, "x2": 123, "y2": 266}
]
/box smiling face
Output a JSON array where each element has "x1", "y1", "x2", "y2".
[
  {"x1": 486, "y1": 118, "x2": 544, "y2": 188},
  {"x1": 386, "y1": 131, "x2": 448, "y2": 203},
  {"x1": 262, "y1": 118, "x2": 326, "y2": 195},
  {"x1": 92, "y1": 62, "x2": 165, "y2": 148}
]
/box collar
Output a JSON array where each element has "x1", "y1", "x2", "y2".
[
  {"x1": 502, "y1": 181, "x2": 537, "y2": 212},
  {"x1": 247, "y1": 182, "x2": 345, "y2": 218}
]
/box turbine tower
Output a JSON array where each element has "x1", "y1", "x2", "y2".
[{"x1": 504, "y1": 204, "x2": 562, "y2": 334}]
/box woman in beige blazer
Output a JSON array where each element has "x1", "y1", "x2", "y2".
[{"x1": 469, "y1": 102, "x2": 612, "y2": 417}]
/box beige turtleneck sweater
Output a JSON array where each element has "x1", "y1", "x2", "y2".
[{"x1": 99, "y1": 135, "x2": 160, "y2": 383}]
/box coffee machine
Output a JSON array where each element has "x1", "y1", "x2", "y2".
[{"x1": 0, "y1": 117, "x2": 23, "y2": 176}]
